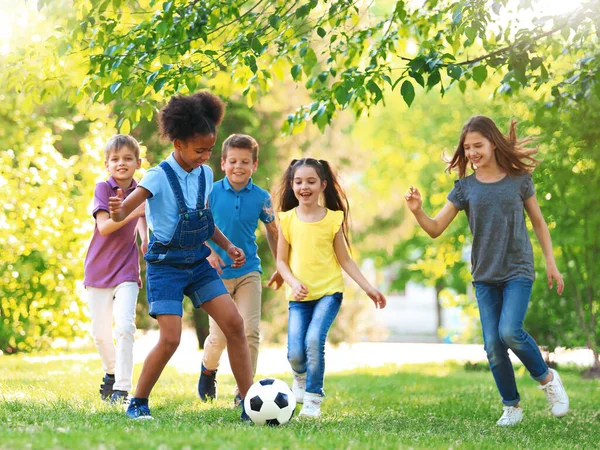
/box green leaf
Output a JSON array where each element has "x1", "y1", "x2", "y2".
[
  {"x1": 302, "y1": 48, "x2": 318, "y2": 71},
  {"x1": 334, "y1": 85, "x2": 350, "y2": 106},
  {"x1": 268, "y1": 14, "x2": 281, "y2": 30},
  {"x1": 367, "y1": 80, "x2": 383, "y2": 103},
  {"x1": 250, "y1": 37, "x2": 264, "y2": 55},
  {"x1": 472, "y1": 65, "x2": 487, "y2": 86},
  {"x1": 296, "y1": 5, "x2": 310, "y2": 19},
  {"x1": 400, "y1": 80, "x2": 415, "y2": 106},
  {"x1": 465, "y1": 25, "x2": 477, "y2": 43},
  {"x1": 427, "y1": 70, "x2": 441, "y2": 89},
  {"x1": 447, "y1": 64, "x2": 462, "y2": 80},
  {"x1": 146, "y1": 71, "x2": 159, "y2": 86},
  {"x1": 110, "y1": 82, "x2": 122, "y2": 94},
  {"x1": 291, "y1": 64, "x2": 302, "y2": 81},
  {"x1": 459, "y1": 79, "x2": 467, "y2": 93},
  {"x1": 317, "y1": 27, "x2": 326, "y2": 38},
  {"x1": 154, "y1": 77, "x2": 167, "y2": 92}
]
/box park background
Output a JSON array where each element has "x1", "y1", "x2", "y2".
[{"x1": 0, "y1": 0, "x2": 599, "y2": 448}]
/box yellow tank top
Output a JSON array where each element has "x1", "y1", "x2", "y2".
[{"x1": 278, "y1": 208, "x2": 345, "y2": 301}]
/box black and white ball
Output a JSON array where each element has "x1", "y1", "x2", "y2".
[{"x1": 244, "y1": 378, "x2": 296, "y2": 426}]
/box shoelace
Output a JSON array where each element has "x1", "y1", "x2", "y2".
[{"x1": 544, "y1": 383, "x2": 560, "y2": 403}]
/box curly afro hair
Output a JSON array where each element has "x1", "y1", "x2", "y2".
[{"x1": 158, "y1": 91, "x2": 226, "y2": 142}]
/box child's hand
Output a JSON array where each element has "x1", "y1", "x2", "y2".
[
  {"x1": 208, "y1": 250, "x2": 226, "y2": 275},
  {"x1": 141, "y1": 239, "x2": 148, "y2": 255},
  {"x1": 108, "y1": 188, "x2": 125, "y2": 222},
  {"x1": 227, "y1": 245, "x2": 246, "y2": 268},
  {"x1": 547, "y1": 263, "x2": 564, "y2": 295},
  {"x1": 291, "y1": 281, "x2": 309, "y2": 300},
  {"x1": 366, "y1": 287, "x2": 387, "y2": 309},
  {"x1": 267, "y1": 271, "x2": 284, "y2": 290},
  {"x1": 404, "y1": 186, "x2": 423, "y2": 212}
]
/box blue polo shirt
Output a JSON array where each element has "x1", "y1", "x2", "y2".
[
  {"x1": 139, "y1": 153, "x2": 214, "y2": 244},
  {"x1": 209, "y1": 177, "x2": 274, "y2": 279}
]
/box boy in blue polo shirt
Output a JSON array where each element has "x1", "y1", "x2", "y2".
[{"x1": 198, "y1": 134, "x2": 282, "y2": 404}]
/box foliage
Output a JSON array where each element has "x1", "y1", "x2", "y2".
[
  {"x1": 525, "y1": 95, "x2": 600, "y2": 368},
  {"x1": 59, "y1": 0, "x2": 600, "y2": 132},
  {"x1": 2, "y1": 356, "x2": 600, "y2": 448}
]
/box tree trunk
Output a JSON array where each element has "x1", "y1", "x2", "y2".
[{"x1": 192, "y1": 308, "x2": 210, "y2": 349}]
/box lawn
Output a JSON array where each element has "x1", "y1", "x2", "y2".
[{"x1": 1, "y1": 355, "x2": 598, "y2": 449}]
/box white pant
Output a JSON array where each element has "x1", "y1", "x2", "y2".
[{"x1": 86, "y1": 282, "x2": 138, "y2": 391}]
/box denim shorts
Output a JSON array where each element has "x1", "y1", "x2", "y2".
[{"x1": 145, "y1": 248, "x2": 228, "y2": 318}]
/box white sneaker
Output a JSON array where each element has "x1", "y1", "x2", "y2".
[
  {"x1": 299, "y1": 392, "x2": 322, "y2": 418},
  {"x1": 538, "y1": 368, "x2": 569, "y2": 417},
  {"x1": 292, "y1": 372, "x2": 306, "y2": 404},
  {"x1": 496, "y1": 406, "x2": 523, "y2": 426}
]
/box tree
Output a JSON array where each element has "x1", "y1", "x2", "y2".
[{"x1": 56, "y1": 0, "x2": 600, "y2": 132}]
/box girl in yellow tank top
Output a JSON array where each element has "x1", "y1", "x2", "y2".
[{"x1": 275, "y1": 158, "x2": 387, "y2": 418}]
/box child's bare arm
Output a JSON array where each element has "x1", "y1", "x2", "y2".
[
  {"x1": 276, "y1": 226, "x2": 307, "y2": 300},
  {"x1": 96, "y1": 201, "x2": 145, "y2": 236},
  {"x1": 405, "y1": 187, "x2": 459, "y2": 238},
  {"x1": 264, "y1": 220, "x2": 283, "y2": 289},
  {"x1": 210, "y1": 226, "x2": 246, "y2": 268},
  {"x1": 524, "y1": 194, "x2": 564, "y2": 294},
  {"x1": 109, "y1": 187, "x2": 150, "y2": 222},
  {"x1": 137, "y1": 215, "x2": 148, "y2": 254},
  {"x1": 333, "y1": 230, "x2": 386, "y2": 309},
  {"x1": 264, "y1": 220, "x2": 278, "y2": 258}
]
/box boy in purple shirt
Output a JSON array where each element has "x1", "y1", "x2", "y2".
[{"x1": 83, "y1": 135, "x2": 148, "y2": 404}]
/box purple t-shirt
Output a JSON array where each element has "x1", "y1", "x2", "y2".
[{"x1": 83, "y1": 177, "x2": 142, "y2": 288}]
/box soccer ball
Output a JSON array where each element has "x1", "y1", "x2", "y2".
[{"x1": 244, "y1": 378, "x2": 296, "y2": 426}]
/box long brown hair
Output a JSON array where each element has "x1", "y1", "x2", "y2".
[
  {"x1": 276, "y1": 158, "x2": 350, "y2": 248},
  {"x1": 446, "y1": 116, "x2": 538, "y2": 178}
]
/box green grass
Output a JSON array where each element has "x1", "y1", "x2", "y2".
[{"x1": 1, "y1": 355, "x2": 599, "y2": 449}]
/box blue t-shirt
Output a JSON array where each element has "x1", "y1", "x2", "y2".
[
  {"x1": 139, "y1": 153, "x2": 214, "y2": 244},
  {"x1": 209, "y1": 177, "x2": 274, "y2": 279}
]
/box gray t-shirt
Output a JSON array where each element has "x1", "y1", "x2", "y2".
[{"x1": 447, "y1": 173, "x2": 536, "y2": 283}]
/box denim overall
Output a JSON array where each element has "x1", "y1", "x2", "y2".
[{"x1": 144, "y1": 161, "x2": 226, "y2": 317}]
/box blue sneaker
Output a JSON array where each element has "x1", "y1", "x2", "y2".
[
  {"x1": 126, "y1": 398, "x2": 153, "y2": 420},
  {"x1": 197, "y1": 365, "x2": 217, "y2": 402},
  {"x1": 240, "y1": 398, "x2": 251, "y2": 422}
]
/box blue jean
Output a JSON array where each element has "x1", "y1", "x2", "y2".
[
  {"x1": 474, "y1": 278, "x2": 549, "y2": 406},
  {"x1": 287, "y1": 293, "x2": 343, "y2": 396}
]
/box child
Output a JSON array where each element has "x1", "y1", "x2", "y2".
[
  {"x1": 404, "y1": 115, "x2": 568, "y2": 426},
  {"x1": 83, "y1": 134, "x2": 147, "y2": 404},
  {"x1": 198, "y1": 134, "x2": 282, "y2": 404},
  {"x1": 276, "y1": 158, "x2": 386, "y2": 418},
  {"x1": 108, "y1": 92, "x2": 254, "y2": 421}
]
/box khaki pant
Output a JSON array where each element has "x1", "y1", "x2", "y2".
[{"x1": 203, "y1": 271, "x2": 262, "y2": 375}]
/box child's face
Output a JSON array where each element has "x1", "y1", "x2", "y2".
[
  {"x1": 221, "y1": 147, "x2": 258, "y2": 189},
  {"x1": 463, "y1": 131, "x2": 496, "y2": 169},
  {"x1": 105, "y1": 146, "x2": 141, "y2": 181},
  {"x1": 173, "y1": 133, "x2": 216, "y2": 172},
  {"x1": 292, "y1": 165, "x2": 326, "y2": 206}
]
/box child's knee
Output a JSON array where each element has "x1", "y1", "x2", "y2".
[
  {"x1": 221, "y1": 312, "x2": 245, "y2": 337},
  {"x1": 114, "y1": 319, "x2": 136, "y2": 339},
  {"x1": 159, "y1": 332, "x2": 181, "y2": 351}
]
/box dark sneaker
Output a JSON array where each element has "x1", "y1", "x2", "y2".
[
  {"x1": 234, "y1": 393, "x2": 242, "y2": 408},
  {"x1": 197, "y1": 365, "x2": 217, "y2": 402},
  {"x1": 240, "y1": 398, "x2": 251, "y2": 422},
  {"x1": 110, "y1": 390, "x2": 129, "y2": 405},
  {"x1": 99, "y1": 374, "x2": 115, "y2": 401},
  {"x1": 126, "y1": 398, "x2": 153, "y2": 420}
]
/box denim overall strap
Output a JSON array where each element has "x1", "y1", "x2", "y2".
[
  {"x1": 195, "y1": 166, "x2": 206, "y2": 211},
  {"x1": 159, "y1": 161, "x2": 188, "y2": 214}
]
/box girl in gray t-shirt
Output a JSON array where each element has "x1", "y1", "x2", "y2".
[{"x1": 404, "y1": 115, "x2": 568, "y2": 426}]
